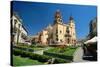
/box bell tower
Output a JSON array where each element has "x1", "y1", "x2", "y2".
[
  {"x1": 68, "y1": 16, "x2": 76, "y2": 44},
  {"x1": 52, "y1": 10, "x2": 66, "y2": 45},
  {"x1": 54, "y1": 10, "x2": 63, "y2": 24}
]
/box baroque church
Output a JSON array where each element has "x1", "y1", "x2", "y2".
[{"x1": 32, "y1": 10, "x2": 77, "y2": 46}]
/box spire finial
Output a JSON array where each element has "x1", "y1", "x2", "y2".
[
  {"x1": 69, "y1": 13, "x2": 73, "y2": 20},
  {"x1": 69, "y1": 16, "x2": 73, "y2": 20},
  {"x1": 55, "y1": 9, "x2": 60, "y2": 15},
  {"x1": 56, "y1": 9, "x2": 60, "y2": 12}
]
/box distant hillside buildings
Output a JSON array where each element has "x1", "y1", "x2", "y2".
[{"x1": 32, "y1": 10, "x2": 77, "y2": 46}]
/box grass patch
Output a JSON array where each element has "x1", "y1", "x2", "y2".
[
  {"x1": 63, "y1": 48, "x2": 77, "y2": 56},
  {"x1": 44, "y1": 47, "x2": 78, "y2": 61},
  {"x1": 46, "y1": 47, "x2": 77, "y2": 56},
  {"x1": 13, "y1": 55, "x2": 43, "y2": 66}
]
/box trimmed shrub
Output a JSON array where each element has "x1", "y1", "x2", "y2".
[
  {"x1": 13, "y1": 49, "x2": 71, "y2": 64},
  {"x1": 13, "y1": 49, "x2": 52, "y2": 62},
  {"x1": 13, "y1": 46, "x2": 27, "y2": 51},
  {"x1": 13, "y1": 46, "x2": 34, "y2": 52},
  {"x1": 44, "y1": 51, "x2": 73, "y2": 60},
  {"x1": 54, "y1": 58, "x2": 70, "y2": 63},
  {"x1": 29, "y1": 53, "x2": 52, "y2": 62},
  {"x1": 28, "y1": 48, "x2": 34, "y2": 52},
  {"x1": 13, "y1": 49, "x2": 21, "y2": 56}
]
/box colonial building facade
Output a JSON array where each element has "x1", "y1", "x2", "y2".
[
  {"x1": 32, "y1": 10, "x2": 77, "y2": 46},
  {"x1": 11, "y1": 12, "x2": 28, "y2": 45}
]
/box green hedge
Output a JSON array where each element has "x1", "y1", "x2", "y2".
[
  {"x1": 13, "y1": 45, "x2": 44, "y2": 52},
  {"x1": 17, "y1": 43, "x2": 29, "y2": 46},
  {"x1": 13, "y1": 46, "x2": 27, "y2": 50},
  {"x1": 13, "y1": 49, "x2": 51, "y2": 62},
  {"x1": 13, "y1": 49, "x2": 21, "y2": 56},
  {"x1": 13, "y1": 46, "x2": 34, "y2": 52},
  {"x1": 54, "y1": 58, "x2": 70, "y2": 63},
  {"x1": 13, "y1": 49, "x2": 69, "y2": 63},
  {"x1": 44, "y1": 51, "x2": 73, "y2": 61}
]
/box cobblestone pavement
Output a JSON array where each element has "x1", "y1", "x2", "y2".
[{"x1": 73, "y1": 47, "x2": 89, "y2": 62}]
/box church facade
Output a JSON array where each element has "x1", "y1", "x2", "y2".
[{"x1": 32, "y1": 10, "x2": 77, "y2": 46}]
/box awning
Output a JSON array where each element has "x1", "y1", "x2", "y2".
[{"x1": 84, "y1": 36, "x2": 97, "y2": 44}]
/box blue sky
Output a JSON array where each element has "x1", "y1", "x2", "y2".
[{"x1": 12, "y1": 1, "x2": 97, "y2": 40}]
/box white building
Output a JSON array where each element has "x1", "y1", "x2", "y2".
[{"x1": 11, "y1": 12, "x2": 28, "y2": 45}]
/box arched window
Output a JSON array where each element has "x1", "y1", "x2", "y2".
[
  {"x1": 56, "y1": 29, "x2": 58, "y2": 34},
  {"x1": 68, "y1": 38, "x2": 69, "y2": 44},
  {"x1": 60, "y1": 30, "x2": 62, "y2": 33},
  {"x1": 56, "y1": 38, "x2": 58, "y2": 41},
  {"x1": 14, "y1": 19, "x2": 17, "y2": 24}
]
